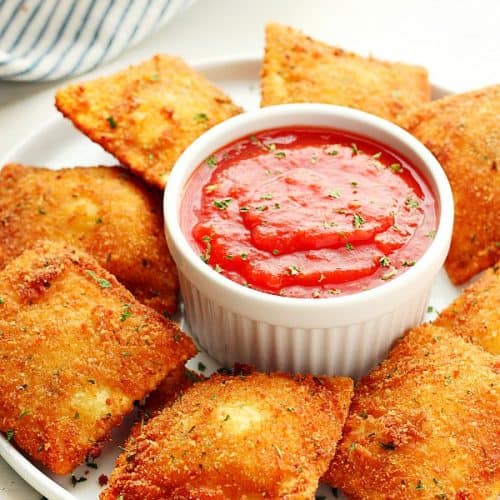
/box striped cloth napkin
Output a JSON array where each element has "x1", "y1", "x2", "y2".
[{"x1": 0, "y1": 0, "x2": 191, "y2": 81}]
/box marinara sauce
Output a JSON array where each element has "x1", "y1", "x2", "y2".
[{"x1": 181, "y1": 127, "x2": 437, "y2": 298}]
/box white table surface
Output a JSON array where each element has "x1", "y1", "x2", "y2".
[{"x1": 0, "y1": 0, "x2": 499, "y2": 498}]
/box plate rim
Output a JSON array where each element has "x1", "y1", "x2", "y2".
[{"x1": 0, "y1": 55, "x2": 453, "y2": 500}]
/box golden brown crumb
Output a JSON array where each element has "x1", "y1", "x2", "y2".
[
  {"x1": 0, "y1": 164, "x2": 178, "y2": 314},
  {"x1": 261, "y1": 23, "x2": 430, "y2": 122},
  {"x1": 101, "y1": 372, "x2": 353, "y2": 499},
  {"x1": 55, "y1": 54, "x2": 243, "y2": 189},
  {"x1": 324, "y1": 324, "x2": 499, "y2": 499},
  {"x1": 398, "y1": 85, "x2": 500, "y2": 284},
  {"x1": 0, "y1": 240, "x2": 196, "y2": 474},
  {"x1": 434, "y1": 263, "x2": 499, "y2": 354}
]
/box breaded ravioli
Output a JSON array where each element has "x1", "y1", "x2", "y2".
[
  {"x1": 0, "y1": 164, "x2": 178, "y2": 314},
  {"x1": 435, "y1": 263, "x2": 499, "y2": 354},
  {"x1": 0, "y1": 241, "x2": 196, "y2": 474},
  {"x1": 101, "y1": 372, "x2": 353, "y2": 499},
  {"x1": 398, "y1": 85, "x2": 500, "y2": 284},
  {"x1": 55, "y1": 55, "x2": 242, "y2": 189},
  {"x1": 261, "y1": 23, "x2": 430, "y2": 122},
  {"x1": 325, "y1": 324, "x2": 499, "y2": 499}
]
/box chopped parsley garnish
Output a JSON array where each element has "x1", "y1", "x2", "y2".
[
  {"x1": 225, "y1": 254, "x2": 233, "y2": 260},
  {"x1": 86, "y1": 270, "x2": 112, "y2": 288},
  {"x1": 0, "y1": 297, "x2": 4, "y2": 305},
  {"x1": 213, "y1": 198, "x2": 232, "y2": 210},
  {"x1": 106, "y1": 116, "x2": 117, "y2": 129},
  {"x1": 267, "y1": 143, "x2": 277, "y2": 151},
  {"x1": 351, "y1": 181, "x2": 358, "y2": 187},
  {"x1": 310, "y1": 153, "x2": 318, "y2": 164},
  {"x1": 351, "y1": 143, "x2": 360, "y2": 155},
  {"x1": 427, "y1": 305, "x2": 437, "y2": 314},
  {"x1": 249, "y1": 135, "x2": 258, "y2": 143},
  {"x1": 405, "y1": 197, "x2": 419, "y2": 209},
  {"x1": 286, "y1": 407, "x2": 295, "y2": 412},
  {"x1": 379, "y1": 256, "x2": 391, "y2": 267},
  {"x1": 348, "y1": 442, "x2": 357, "y2": 453},
  {"x1": 120, "y1": 303, "x2": 132, "y2": 321},
  {"x1": 19, "y1": 409, "x2": 30, "y2": 418},
  {"x1": 96, "y1": 217, "x2": 102, "y2": 224},
  {"x1": 328, "y1": 189, "x2": 341, "y2": 199},
  {"x1": 88, "y1": 379, "x2": 96, "y2": 384},
  {"x1": 198, "y1": 362, "x2": 206, "y2": 372},
  {"x1": 274, "y1": 151, "x2": 286, "y2": 159},
  {"x1": 327, "y1": 148, "x2": 338, "y2": 156},
  {"x1": 273, "y1": 203, "x2": 281, "y2": 209},
  {"x1": 223, "y1": 414, "x2": 230, "y2": 421},
  {"x1": 444, "y1": 374, "x2": 452, "y2": 386},
  {"x1": 6, "y1": 429, "x2": 14, "y2": 441},
  {"x1": 194, "y1": 112, "x2": 209, "y2": 122},
  {"x1": 205, "y1": 155, "x2": 218, "y2": 168},
  {"x1": 426, "y1": 230, "x2": 437, "y2": 239},
  {"x1": 415, "y1": 480, "x2": 425, "y2": 491},
  {"x1": 312, "y1": 290, "x2": 321, "y2": 298},
  {"x1": 255, "y1": 205, "x2": 268, "y2": 211},
  {"x1": 372, "y1": 152, "x2": 382, "y2": 159},
  {"x1": 402, "y1": 260, "x2": 416, "y2": 267},
  {"x1": 389, "y1": 163, "x2": 402, "y2": 173},
  {"x1": 240, "y1": 253, "x2": 248, "y2": 260},
  {"x1": 287, "y1": 265, "x2": 300, "y2": 276},
  {"x1": 353, "y1": 213, "x2": 365, "y2": 228},
  {"x1": 214, "y1": 264, "x2": 222, "y2": 273},
  {"x1": 272, "y1": 249, "x2": 280, "y2": 255},
  {"x1": 359, "y1": 411, "x2": 368, "y2": 419},
  {"x1": 345, "y1": 242, "x2": 354, "y2": 251},
  {"x1": 38, "y1": 207, "x2": 46, "y2": 215},
  {"x1": 239, "y1": 206, "x2": 249, "y2": 212},
  {"x1": 261, "y1": 193, "x2": 273, "y2": 200}
]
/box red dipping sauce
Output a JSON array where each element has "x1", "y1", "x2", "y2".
[{"x1": 181, "y1": 127, "x2": 437, "y2": 298}]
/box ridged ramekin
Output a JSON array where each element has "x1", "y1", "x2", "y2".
[{"x1": 164, "y1": 104, "x2": 454, "y2": 379}]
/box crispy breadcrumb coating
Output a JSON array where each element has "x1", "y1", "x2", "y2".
[
  {"x1": 398, "y1": 85, "x2": 500, "y2": 284},
  {"x1": 0, "y1": 164, "x2": 178, "y2": 314},
  {"x1": 0, "y1": 240, "x2": 196, "y2": 474},
  {"x1": 55, "y1": 54, "x2": 243, "y2": 189},
  {"x1": 325, "y1": 324, "x2": 499, "y2": 499},
  {"x1": 102, "y1": 372, "x2": 353, "y2": 499},
  {"x1": 261, "y1": 23, "x2": 430, "y2": 122},
  {"x1": 435, "y1": 263, "x2": 499, "y2": 354}
]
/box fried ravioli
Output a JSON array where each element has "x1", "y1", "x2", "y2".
[
  {"x1": 0, "y1": 240, "x2": 196, "y2": 474},
  {"x1": 261, "y1": 23, "x2": 430, "y2": 122},
  {"x1": 55, "y1": 55, "x2": 243, "y2": 189},
  {"x1": 325, "y1": 324, "x2": 499, "y2": 499},
  {"x1": 101, "y1": 372, "x2": 353, "y2": 499},
  {"x1": 398, "y1": 85, "x2": 500, "y2": 284},
  {"x1": 0, "y1": 164, "x2": 178, "y2": 314},
  {"x1": 435, "y1": 263, "x2": 499, "y2": 354}
]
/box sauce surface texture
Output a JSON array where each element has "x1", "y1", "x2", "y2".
[{"x1": 181, "y1": 127, "x2": 437, "y2": 298}]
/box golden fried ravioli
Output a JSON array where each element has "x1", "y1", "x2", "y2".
[
  {"x1": 55, "y1": 54, "x2": 242, "y2": 189},
  {"x1": 435, "y1": 263, "x2": 499, "y2": 354},
  {"x1": 325, "y1": 324, "x2": 499, "y2": 499},
  {"x1": 0, "y1": 240, "x2": 196, "y2": 474},
  {"x1": 101, "y1": 372, "x2": 353, "y2": 499},
  {"x1": 261, "y1": 23, "x2": 430, "y2": 122},
  {"x1": 0, "y1": 164, "x2": 178, "y2": 314},
  {"x1": 398, "y1": 85, "x2": 500, "y2": 284}
]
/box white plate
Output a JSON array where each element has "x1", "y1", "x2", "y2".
[{"x1": 0, "y1": 57, "x2": 462, "y2": 500}]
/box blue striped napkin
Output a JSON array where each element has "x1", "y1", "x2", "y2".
[{"x1": 0, "y1": 0, "x2": 191, "y2": 81}]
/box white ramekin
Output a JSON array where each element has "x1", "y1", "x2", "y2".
[{"x1": 164, "y1": 104, "x2": 454, "y2": 379}]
